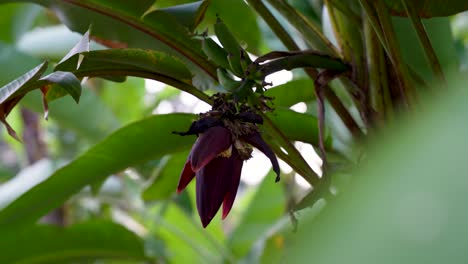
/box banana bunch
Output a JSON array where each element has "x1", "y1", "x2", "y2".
[{"x1": 202, "y1": 17, "x2": 263, "y2": 101}]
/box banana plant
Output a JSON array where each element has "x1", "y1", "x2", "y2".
[{"x1": 0, "y1": 0, "x2": 466, "y2": 263}]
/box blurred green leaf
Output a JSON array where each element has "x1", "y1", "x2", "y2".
[
  {"x1": 0, "y1": 3, "x2": 41, "y2": 43},
  {"x1": 386, "y1": 0, "x2": 468, "y2": 17},
  {"x1": 265, "y1": 79, "x2": 315, "y2": 107},
  {"x1": 155, "y1": 202, "x2": 228, "y2": 263},
  {"x1": 0, "y1": 220, "x2": 150, "y2": 263},
  {"x1": 286, "y1": 77, "x2": 468, "y2": 263},
  {"x1": 0, "y1": 114, "x2": 197, "y2": 229},
  {"x1": 228, "y1": 171, "x2": 286, "y2": 258},
  {"x1": 17, "y1": 25, "x2": 106, "y2": 61},
  {"x1": 22, "y1": 88, "x2": 120, "y2": 142},
  {"x1": 142, "y1": 150, "x2": 190, "y2": 202},
  {"x1": 100, "y1": 77, "x2": 146, "y2": 124}
]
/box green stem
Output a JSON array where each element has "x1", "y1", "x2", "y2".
[
  {"x1": 401, "y1": 0, "x2": 447, "y2": 87},
  {"x1": 266, "y1": 0, "x2": 339, "y2": 55}
]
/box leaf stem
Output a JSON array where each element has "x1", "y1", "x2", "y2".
[
  {"x1": 247, "y1": 0, "x2": 363, "y2": 139},
  {"x1": 265, "y1": 0, "x2": 339, "y2": 55},
  {"x1": 401, "y1": 0, "x2": 447, "y2": 87}
]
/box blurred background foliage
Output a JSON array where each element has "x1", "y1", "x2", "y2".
[{"x1": 0, "y1": 0, "x2": 467, "y2": 263}]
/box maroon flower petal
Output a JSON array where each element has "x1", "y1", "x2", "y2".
[
  {"x1": 243, "y1": 132, "x2": 281, "y2": 182},
  {"x1": 191, "y1": 126, "x2": 232, "y2": 172},
  {"x1": 196, "y1": 156, "x2": 232, "y2": 227},
  {"x1": 222, "y1": 148, "x2": 243, "y2": 219},
  {"x1": 177, "y1": 158, "x2": 195, "y2": 193}
]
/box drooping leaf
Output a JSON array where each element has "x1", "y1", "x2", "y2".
[
  {"x1": 0, "y1": 0, "x2": 217, "y2": 80},
  {"x1": 0, "y1": 220, "x2": 151, "y2": 263},
  {"x1": 0, "y1": 114, "x2": 197, "y2": 229},
  {"x1": 386, "y1": 0, "x2": 468, "y2": 17},
  {"x1": 55, "y1": 49, "x2": 193, "y2": 85}
]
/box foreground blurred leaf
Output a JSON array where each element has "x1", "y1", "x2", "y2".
[
  {"x1": 286, "y1": 76, "x2": 468, "y2": 263},
  {"x1": 0, "y1": 220, "x2": 150, "y2": 263},
  {"x1": 386, "y1": 0, "x2": 468, "y2": 17},
  {"x1": 228, "y1": 171, "x2": 286, "y2": 258},
  {"x1": 0, "y1": 114, "x2": 196, "y2": 229}
]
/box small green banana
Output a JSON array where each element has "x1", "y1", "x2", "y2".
[
  {"x1": 228, "y1": 52, "x2": 244, "y2": 77},
  {"x1": 217, "y1": 68, "x2": 241, "y2": 92},
  {"x1": 233, "y1": 79, "x2": 255, "y2": 102},
  {"x1": 214, "y1": 17, "x2": 241, "y2": 58},
  {"x1": 240, "y1": 49, "x2": 252, "y2": 72},
  {"x1": 202, "y1": 38, "x2": 230, "y2": 69},
  {"x1": 214, "y1": 17, "x2": 245, "y2": 77}
]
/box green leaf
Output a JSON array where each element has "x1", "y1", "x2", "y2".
[
  {"x1": 264, "y1": 79, "x2": 315, "y2": 107},
  {"x1": 386, "y1": 0, "x2": 468, "y2": 17},
  {"x1": 55, "y1": 49, "x2": 193, "y2": 85},
  {"x1": 0, "y1": 114, "x2": 197, "y2": 229},
  {"x1": 267, "y1": 108, "x2": 327, "y2": 147},
  {"x1": 228, "y1": 171, "x2": 286, "y2": 258},
  {"x1": 0, "y1": 220, "x2": 150, "y2": 263},
  {"x1": 0, "y1": 0, "x2": 217, "y2": 79},
  {"x1": 0, "y1": 61, "x2": 47, "y2": 106},
  {"x1": 142, "y1": 150, "x2": 190, "y2": 202}
]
